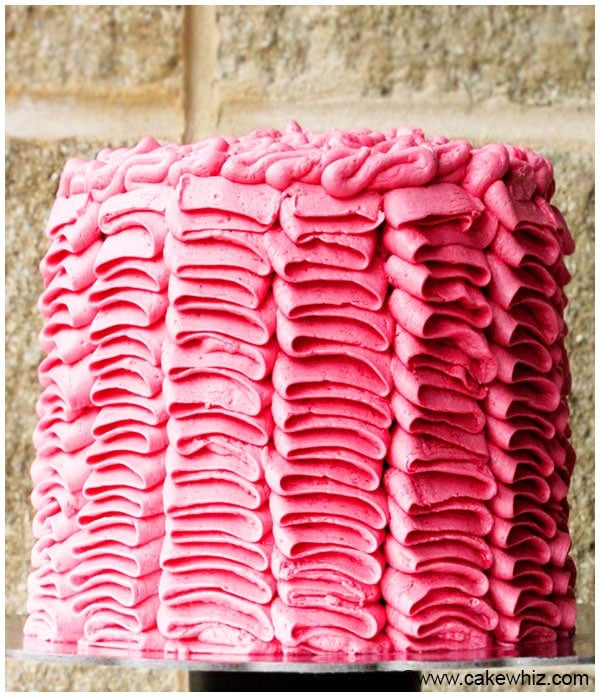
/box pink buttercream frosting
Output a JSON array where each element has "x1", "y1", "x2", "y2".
[{"x1": 26, "y1": 122, "x2": 576, "y2": 656}]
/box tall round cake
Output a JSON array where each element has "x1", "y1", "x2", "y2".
[{"x1": 25, "y1": 122, "x2": 576, "y2": 656}]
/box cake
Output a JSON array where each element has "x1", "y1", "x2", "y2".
[{"x1": 25, "y1": 122, "x2": 577, "y2": 656}]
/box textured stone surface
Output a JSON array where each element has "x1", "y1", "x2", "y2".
[
  {"x1": 5, "y1": 660, "x2": 183, "y2": 692},
  {"x1": 5, "y1": 5, "x2": 183, "y2": 95},
  {"x1": 216, "y1": 5, "x2": 593, "y2": 106},
  {"x1": 550, "y1": 151, "x2": 596, "y2": 604}
]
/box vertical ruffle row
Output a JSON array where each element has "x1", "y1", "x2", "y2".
[
  {"x1": 25, "y1": 163, "x2": 101, "y2": 644},
  {"x1": 381, "y1": 180, "x2": 499, "y2": 652},
  {"x1": 266, "y1": 184, "x2": 393, "y2": 656},
  {"x1": 69, "y1": 144, "x2": 176, "y2": 652},
  {"x1": 158, "y1": 174, "x2": 281, "y2": 657},
  {"x1": 481, "y1": 148, "x2": 577, "y2": 644}
]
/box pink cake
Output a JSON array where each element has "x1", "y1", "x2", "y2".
[{"x1": 25, "y1": 122, "x2": 576, "y2": 656}]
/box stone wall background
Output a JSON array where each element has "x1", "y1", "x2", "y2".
[{"x1": 5, "y1": 6, "x2": 594, "y2": 692}]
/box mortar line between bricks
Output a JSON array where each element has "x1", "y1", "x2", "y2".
[
  {"x1": 212, "y1": 98, "x2": 595, "y2": 154},
  {"x1": 183, "y1": 5, "x2": 219, "y2": 142},
  {"x1": 6, "y1": 94, "x2": 593, "y2": 154},
  {"x1": 182, "y1": 5, "x2": 196, "y2": 145},
  {"x1": 5, "y1": 95, "x2": 184, "y2": 143}
]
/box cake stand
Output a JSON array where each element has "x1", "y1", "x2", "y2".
[{"x1": 6, "y1": 609, "x2": 594, "y2": 691}]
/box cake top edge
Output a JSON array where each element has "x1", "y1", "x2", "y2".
[{"x1": 56, "y1": 120, "x2": 556, "y2": 203}]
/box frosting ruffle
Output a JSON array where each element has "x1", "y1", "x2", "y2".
[
  {"x1": 381, "y1": 178, "x2": 499, "y2": 653},
  {"x1": 482, "y1": 149, "x2": 576, "y2": 644},
  {"x1": 72, "y1": 163, "x2": 171, "y2": 649},
  {"x1": 266, "y1": 180, "x2": 392, "y2": 655},
  {"x1": 25, "y1": 161, "x2": 101, "y2": 643},
  {"x1": 158, "y1": 171, "x2": 279, "y2": 656}
]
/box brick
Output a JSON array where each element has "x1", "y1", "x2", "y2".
[
  {"x1": 5, "y1": 661, "x2": 181, "y2": 692},
  {"x1": 5, "y1": 6, "x2": 183, "y2": 96},
  {"x1": 549, "y1": 151, "x2": 595, "y2": 605},
  {"x1": 216, "y1": 6, "x2": 593, "y2": 107}
]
